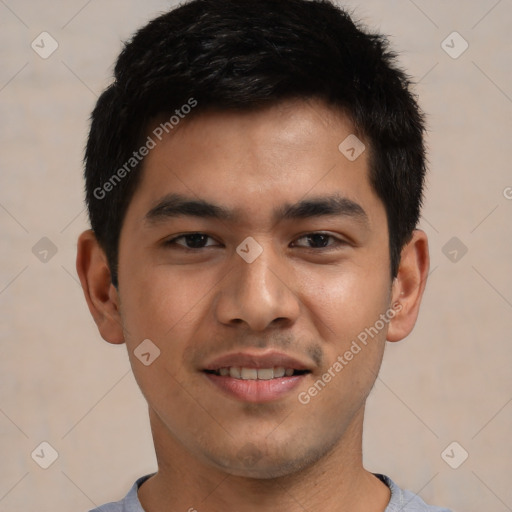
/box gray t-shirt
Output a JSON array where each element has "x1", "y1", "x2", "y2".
[{"x1": 89, "y1": 473, "x2": 453, "y2": 511}]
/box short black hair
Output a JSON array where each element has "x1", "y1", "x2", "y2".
[{"x1": 84, "y1": 0, "x2": 427, "y2": 289}]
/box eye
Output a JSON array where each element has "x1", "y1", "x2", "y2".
[
  {"x1": 164, "y1": 233, "x2": 220, "y2": 249},
  {"x1": 292, "y1": 232, "x2": 346, "y2": 249}
]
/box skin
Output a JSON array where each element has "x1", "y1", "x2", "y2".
[{"x1": 76, "y1": 98, "x2": 429, "y2": 512}]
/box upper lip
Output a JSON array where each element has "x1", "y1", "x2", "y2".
[{"x1": 203, "y1": 350, "x2": 312, "y2": 371}]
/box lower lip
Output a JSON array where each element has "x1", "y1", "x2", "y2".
[{"x1": 204, "y1": 372, "x2": 307, "y2": 403}]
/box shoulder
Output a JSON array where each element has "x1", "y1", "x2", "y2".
[
  {"x1": 376, "y1": 474, "x2": 453, "y2": 512},
  {"x1": 88, "y1": 474, "x2": 154, "y2": 512}
]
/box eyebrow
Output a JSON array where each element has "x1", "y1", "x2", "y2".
[{"x1": 144, "y1": 192, "x2": 370, "y2": 228}]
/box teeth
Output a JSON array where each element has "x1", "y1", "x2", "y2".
[
  {"x1": 273, "y1": 367, "x2": 286, "y2": 378},
  {"x1": 240, "y1": 368, "x2": 258, "y2": 380},
  {"x1": 257, "y1": 368, "x2": 274, "y2": 380},
  {"x1": 217, "y1": 367, "x2": 300, "y2": 380},
  {"x1": 229, "y1": 367, "x2": 241, "y2": 378}
]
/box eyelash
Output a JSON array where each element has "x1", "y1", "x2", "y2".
[{"x1": 163, "y1": 232, "x2": 347, "y2": 251}]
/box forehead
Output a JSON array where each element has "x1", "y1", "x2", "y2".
[{"x1": 124, "y1": 98, "x2": 383, "y2": 229}]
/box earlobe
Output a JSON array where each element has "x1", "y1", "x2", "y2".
[
  {"x1": 76, "y1": 229, "x2": 125, "y2": 345},
  {"x1": 386, "y1": 229, "x2": 430, "y2": 343}
]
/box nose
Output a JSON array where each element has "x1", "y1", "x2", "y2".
[{"x1": 214, "y1": 239, "x2": 301, "y2": 331}]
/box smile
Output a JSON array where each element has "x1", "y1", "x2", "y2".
[{"x1": 204, "y1": 366, "x2": 310, "y2": 380}]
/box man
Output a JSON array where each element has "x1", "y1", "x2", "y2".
[{"x1": 76, "y1": 0, "x2": 452, "y2": 510}]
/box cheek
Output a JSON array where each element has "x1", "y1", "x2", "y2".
[
  {"x1": 297, "y1": 257, "x2": 391, "y2": 341},
  {"x1": 119, "y1": 262, "x2": 214, "y2": 343},
  {"x1": 296, "y1": 259, "x2": 391, "y2": 402},
  {"x1": 118, "y1": 266, "x2": 215, "y2": 417}
]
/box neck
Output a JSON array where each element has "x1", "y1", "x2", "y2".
[{"x1": 138, "y1": 407, "x2": 390, "y2": 512}]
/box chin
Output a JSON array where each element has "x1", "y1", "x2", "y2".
[{"x1": 206, "y1": 441, "x2": 325, "y2": 480}]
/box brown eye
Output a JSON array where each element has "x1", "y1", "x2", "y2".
[
  {"x1": 164, "y1": 233, "x2": 219, "y2": 249},
  {"x1": 292, "y1": 233, "x2": 345, "y2": 249}
]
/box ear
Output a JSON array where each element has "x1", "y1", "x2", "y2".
[
  {"x1": 386, "y1": 229, "x2": 430, "y2": 342},
  {"x1": 76, "y1": 229, "x2": 125, "y2": 344}
]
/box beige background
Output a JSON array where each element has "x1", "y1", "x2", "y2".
[{"x1": 1, "y1": 0, "x2": 511, "y2": 510}]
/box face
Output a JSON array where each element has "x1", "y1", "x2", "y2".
[{"x1": 97, "y1": 99, "x2": 408, "y2": 478}]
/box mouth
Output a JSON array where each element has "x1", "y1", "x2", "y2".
[
  {"x1": 204, "y1": 367, "x2": 310, "y2": 379},
  {"x1": 201, "y1": 351, "x2": 313, "y2": 403}
]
